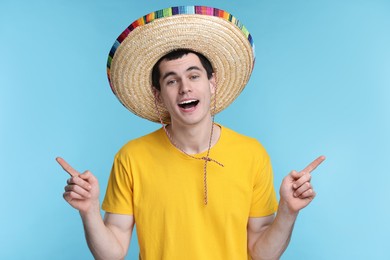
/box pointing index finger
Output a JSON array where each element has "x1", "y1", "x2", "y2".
[
  {"x1": 302, "y1": 155, "x2": 326, "y2": 173},
  {"x1": 56, "y1": 157, "x2": 80, "y2": 177}
]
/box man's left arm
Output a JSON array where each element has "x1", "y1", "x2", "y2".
[{"x1": 247, "y1": 156, "x2": 326, "y2": 260}]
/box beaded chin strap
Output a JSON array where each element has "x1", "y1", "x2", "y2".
[{"x1": 153, "y1": 85, "x2": 224, "y2": 205}]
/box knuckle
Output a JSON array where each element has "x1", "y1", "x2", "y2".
[
  {"x1": 306, "y1": 189, "x2": 315, "y2": 198},
  {"x1": 68, "y1": 191, "x2": 79, "y2": 199}
]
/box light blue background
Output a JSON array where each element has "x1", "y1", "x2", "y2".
[{"x1": 1, "y1": 0, "x2": 389, "y2": 259}]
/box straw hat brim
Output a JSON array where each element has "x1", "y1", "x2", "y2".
[{"x1": 107, "y1": 6, "x2": 255, "y2": 123}]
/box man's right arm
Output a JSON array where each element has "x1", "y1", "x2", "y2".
[
  {"x1": 81, "y1": 210, "x2": 134, "y2": 260},
  {"x1": 57, "y1": 157, "x2": 134, "y2": 260}
]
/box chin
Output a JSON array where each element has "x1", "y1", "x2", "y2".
[{"x1": 177, "y1": 115, "x2": 212, "y2": 127}]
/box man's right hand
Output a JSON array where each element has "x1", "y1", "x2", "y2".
[{"x1": 56, "y1": 157, "x2": 100, "y2": 214}]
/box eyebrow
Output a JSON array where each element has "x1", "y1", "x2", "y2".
[{"x1": 161, "y1": 66, "x2": 203, "y2": 81}]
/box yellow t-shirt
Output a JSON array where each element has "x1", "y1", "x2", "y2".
[{"x1": 102, "y1": 125, "x2": 278, "y2": 259}]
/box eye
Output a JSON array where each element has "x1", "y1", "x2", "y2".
[
  {"x1": 166, "y1": 79, "x2": 177, "y2": 85},
  {"x1": 189, "y1": 74, "x2": 200, "y2": 80}
]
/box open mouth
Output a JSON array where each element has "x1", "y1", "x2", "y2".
[{"x1": 178, "y1": 99, "x2": 199, "y2": 109}]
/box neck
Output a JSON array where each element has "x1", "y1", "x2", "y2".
[{"x1": 167, "y1": 118, "x2": 220, "y2": 155}]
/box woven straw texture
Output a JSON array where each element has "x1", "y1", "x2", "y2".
[{"x1": 108, "y1": 7, "x2": 255, "y2": 123}]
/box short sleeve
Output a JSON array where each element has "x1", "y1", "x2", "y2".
[
  {"x1": 101, "y1": 153, "x2": 134, "y2": 215},
  {"x1": 249, "y1": 153, "x2": 278, "y2": 217}
]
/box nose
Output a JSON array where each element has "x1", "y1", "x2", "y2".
[{"x1": 179, "y1": 80, "x2": 191, "y2": 95}]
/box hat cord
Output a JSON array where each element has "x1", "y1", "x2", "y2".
[{"x1": 153, "y1": 86, "x2": 223, "y2": 205}]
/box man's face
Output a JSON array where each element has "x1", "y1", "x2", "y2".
[{"x1": 155, "y1": 53, "x2": 216, "y2": 127}]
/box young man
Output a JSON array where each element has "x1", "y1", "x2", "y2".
[{"x1": 57, "y1": 6, "x2": 325, "y2": 259}]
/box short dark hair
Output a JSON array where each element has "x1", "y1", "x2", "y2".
[{"x1": 151, "y1": 49, "x2": 214, "y2": 91}]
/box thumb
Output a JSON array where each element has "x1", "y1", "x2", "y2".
[
  {"x1": 79, "y1": 170, "x2": 99, "y2": 185},
  {"x1": 290, "y1": 170, "x2": 303, "y2": 180}
]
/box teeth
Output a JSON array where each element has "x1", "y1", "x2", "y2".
[{"x1": 179, "y1": 99, "x2": 197, "y2": 105}]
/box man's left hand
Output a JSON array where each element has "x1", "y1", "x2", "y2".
[{"x1": 279, "y1": 156, "x2": 326, "y2": 214}]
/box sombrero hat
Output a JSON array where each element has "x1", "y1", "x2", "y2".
[{"x1": 107, "y1": 6, "x2": 255, "y2": 123}]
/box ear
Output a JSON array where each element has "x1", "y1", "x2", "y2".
[
  {"x1": 152, "y1": 87, "x2": 162, "y2": 103},
  {"x1": 209, "y1": 73, "x2": 216, "y2": 94}
]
